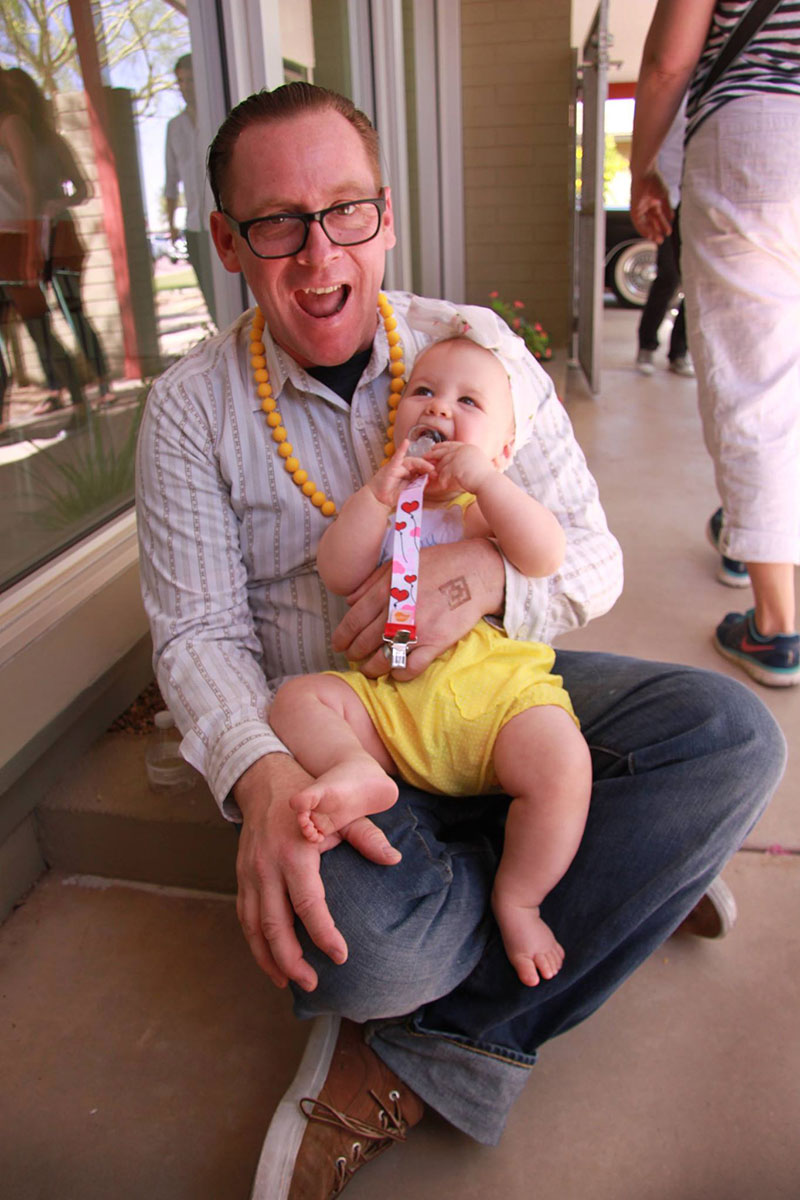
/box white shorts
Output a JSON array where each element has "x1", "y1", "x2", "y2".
[{"x1": 681, "y1": 93, "x2": 800, "y2": 565}]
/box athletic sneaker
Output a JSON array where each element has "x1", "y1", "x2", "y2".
[
  {"x1": 714, "y1": 609, "x2": 800, "y2": 687},
  {"x1": 636, "y1": 348, "x2": 655, "y2": 375},
  {"x1": 707, "y1": 508, "x2": 750, "y2": 587},
  {"x1": 668, "y1": 356, "x2": 695, "y2": 378}
]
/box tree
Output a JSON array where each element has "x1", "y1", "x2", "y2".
[
  {"x1": 575, "y1": 133, "x2": 634, "y2": 207},
  {"x1": 0, "y1": 0, "x2": 189, "y2": 116}
]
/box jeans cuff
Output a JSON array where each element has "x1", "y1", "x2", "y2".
[{"x1": 366, "y1": 1017, "x2": 533, "y2": 1145}]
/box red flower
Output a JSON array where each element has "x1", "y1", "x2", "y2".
[
  {"x1": 513, "y1": 299, "x2": 525, "y2": 309},
  {"x1": 489, "y1": 290, "x2": 499, "y2": 299},
  {"x1": 512, "y1": 317, "x2": 521, "y2": 330}
]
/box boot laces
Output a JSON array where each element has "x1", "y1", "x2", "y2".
[{"x1": 299, "y1": 1087, "x2": 409, "y2": 1196}]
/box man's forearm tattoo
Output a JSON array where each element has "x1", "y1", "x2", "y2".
[{"x1": 439, "y1": 575, "x2": 471, "y2": 610}]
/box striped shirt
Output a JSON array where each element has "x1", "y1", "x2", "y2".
[
  {"x1": 135, "y1": 293, "x2": 623, "y2": 815},
  {"x1": 686, "y1": 0, "x2": 800, "y2": 141}
]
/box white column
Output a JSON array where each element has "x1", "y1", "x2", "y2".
[{"x1": 368, "y1": 0, "x2": 413, "y2": 292}]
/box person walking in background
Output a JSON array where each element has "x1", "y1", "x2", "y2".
[
  {"x1": 165, "y1": 54, "x2": 217, "y2": 326},
  {"x1": 631, "y1": 0, "x2": 800, "y2": 687},
  {"x1": 635, "y1": 95, "x2": 694, "y2": 379},
  {"x1": 0, "y1": 70, "x2": 82, "y2": 418},
  {"x1": 5, "y1": 68, "x2": 111, "y2": 405}
]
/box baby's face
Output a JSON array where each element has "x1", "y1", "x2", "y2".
[{"x1": 395, "y1": 338, "x2": 515, "y2": 463}]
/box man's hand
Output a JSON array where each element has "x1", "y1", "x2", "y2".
[
  {"x1": 332, "y1": 538, "x2": 506, "y2": 680},
  {"x1": 233, "y1": 753, "x2": 398, "y2": 990}
]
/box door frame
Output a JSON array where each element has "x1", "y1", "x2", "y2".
[{"x1": 573, "y1": 0, "x2": 610, "y2": 396}]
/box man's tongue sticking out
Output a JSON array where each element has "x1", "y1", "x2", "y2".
[{"x1": 297, "y1": 285, "x2": 348, "y2": 318}]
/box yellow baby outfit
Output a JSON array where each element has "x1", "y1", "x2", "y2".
[{"x1": 328, "y1": 495, "x2": 577, "y2": 796}]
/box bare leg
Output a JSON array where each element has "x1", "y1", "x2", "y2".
[
  {"x1": 269, "y1": 675, "x2": 399, "y2": 844},
  {"x1": 492, "y1": 706, "x2": 592, "y2": 987},
  {"x1": 748, "y1": 562, "x2": 797, "y2": 635}
]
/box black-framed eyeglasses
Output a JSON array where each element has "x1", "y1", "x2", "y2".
[{"x1": 220, "y1": 195, "x2": 387, "y2": 260}]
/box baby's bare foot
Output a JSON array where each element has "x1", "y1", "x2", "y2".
[
  {"x1": 509, "y1": 943, "x2": 565, "y2": 988},
  {"x1": 296, "y1": 809, "x2": 327, "y2": 843},
  {"x1": 290, "y1": 758, "x2": 398, "y2": 842},
  {"x1": 493, "y1": 898, "x2": 565, "y2": 987}
]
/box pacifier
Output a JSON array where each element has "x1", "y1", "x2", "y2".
[{"x1": 406, "y1": 424, "x2": 446, "y2": 456}]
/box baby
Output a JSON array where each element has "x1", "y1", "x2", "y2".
[{"x1": 269, "y1": 330, "x2": 592, "y2": 987}]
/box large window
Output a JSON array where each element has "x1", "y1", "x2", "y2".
[
  {"x1": 0, "y1": 0, "x2": 460, "y2": 594},
  {"x1": 0, "y1": 0, "x2": 215, "y2": 591}
]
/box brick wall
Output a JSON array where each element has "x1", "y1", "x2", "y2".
[{"x1": 461, "y1": 0, "x2": 573, "y2": 345}]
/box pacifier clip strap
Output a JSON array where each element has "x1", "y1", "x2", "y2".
[{"x1": 383, "y1": 474, "x2": 426, "y2": 668}]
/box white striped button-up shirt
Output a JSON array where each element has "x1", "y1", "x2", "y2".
[{"x1": 135, "y1": 292, "x2": 623, "y2": 815}]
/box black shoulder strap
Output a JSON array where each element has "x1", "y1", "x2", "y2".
[{"x1": 697, "y1": 0, "x2": 784, "y2": 99}]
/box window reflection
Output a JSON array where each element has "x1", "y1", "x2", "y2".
[
  {"x1": 0, "y1": 0, "x2": 375, "y2": 593},
  {"x1": 165, "y1": 53, "x2": 217, "y2": 328},
  {"x1": 0, "y1": 0, "x2": 213, "y2": 593}
]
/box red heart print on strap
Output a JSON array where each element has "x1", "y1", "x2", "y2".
[{"x1": 384, "y1": 474, "x2": 427, "y2": 668}]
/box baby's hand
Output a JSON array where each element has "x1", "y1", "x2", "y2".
[
  {"x1": 368, "y1": 438, "x2": 434, "y2": 507},
  {"x1": 426, "y1": 442, "x2": 494, "y2": 493}
]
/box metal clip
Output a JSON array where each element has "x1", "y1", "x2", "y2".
[
  {"x1": 385, "y1": 630, "x2": 415, "y2": 669},
  {"x1": 391, "y1": 642, "x2": 409, "y2": 668}
]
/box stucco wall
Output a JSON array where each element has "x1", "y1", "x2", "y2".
[{"x1": 461, "y1": 1, "x2": 573, "y2": 345}]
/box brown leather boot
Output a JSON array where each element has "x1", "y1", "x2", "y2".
[{"x1": 251, "y1": 1015, "x2": 424, "y2": 1199}]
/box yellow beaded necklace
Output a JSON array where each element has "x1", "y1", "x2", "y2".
[{"x1": 250, "y1": 291, "x2": 406, "y2": 518}]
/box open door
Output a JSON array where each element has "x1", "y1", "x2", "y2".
[{"x1": 573, "y1": 0, "x2": 610, "y2": 395}]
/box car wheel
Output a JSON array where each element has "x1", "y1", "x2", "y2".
[{"x1": 610, "y1": 240, "x2": 657, "y2": 307}]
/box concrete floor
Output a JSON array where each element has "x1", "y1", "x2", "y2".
[{"x1": 2, "y1": 306, "x2": 798, "y2": 1199}]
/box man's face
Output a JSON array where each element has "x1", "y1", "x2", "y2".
[
  {"x1": 209, "y1": 108, "x2": 395, "y2": 368},
  {"x1": 176, "y1": 66, "x2": 194, "y2": 108}
]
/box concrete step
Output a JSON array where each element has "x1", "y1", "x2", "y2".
[{"x1": 36, "y1": 732, "x2": 237, "y2": 893}]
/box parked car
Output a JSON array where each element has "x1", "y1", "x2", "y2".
[
  {"x1": 604, "y1": 208, "x2": 657, "y2": 307},
  {"x1": 148, "y1": 232, "x2": 188, "y2": 264}
]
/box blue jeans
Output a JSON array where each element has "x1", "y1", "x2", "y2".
[
  {"x1": 293, "y1": 651, "x2": 785, "y2": 1144},
  {"x1": 638, "y1": 209, "x2": 686, "y2": 361}
]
